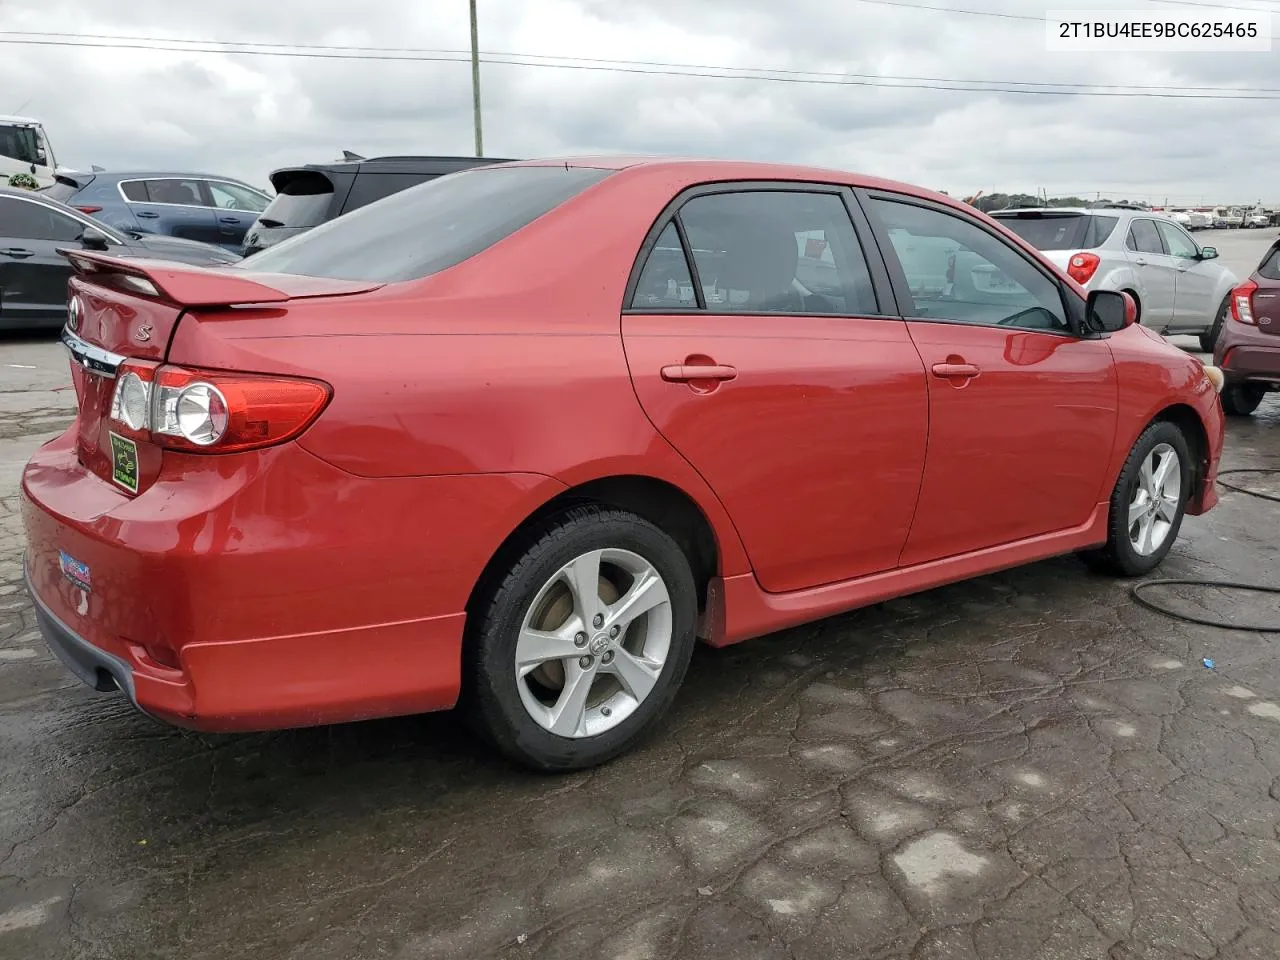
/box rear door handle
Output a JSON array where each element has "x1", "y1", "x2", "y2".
[
  {"x1": 661, "y1": 363, "x2": 738, "y2": 383},
  {"x1": 135, "y1": 211, "x2": 160, "y2": 219},
  {"x1": 0, "y1": 247, "x2": 35, "y2": 258},
  {"x1": 1132, "y1": 258, "x2": 1148, "y2": 266},
  {"x1": 931, "y1": 362, "x2": 980, "y2": 379},
  {"x1": 219, "y1": 216, "x2": 242, "y2": 224}
]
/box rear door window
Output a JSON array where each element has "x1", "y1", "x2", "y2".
[
  {"x1": 344, "y1": 172, "x2": 434, "y2": 212},
  {"x1": 671, "y1": 190, "x2": 880, "y2": 315},
  {"x1": 240, "y1": 164, "x2": 614, "y2": 282},
  {"x1": 1126, "y1": 219, "x2": 1165, "y2": 255}
]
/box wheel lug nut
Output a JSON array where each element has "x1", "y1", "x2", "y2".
[
  {"x1": 602, "y1": 651, "x2": 614, "y2": 665},
  {"x1": 601, "y1": 707, "x2": 612, "y2": 717},
  {"x1": 574, "y1": 632, "x2": 588, "y2": 647},
  {"x1": 609, "y1": 625, "x2": 620, "y2": 638},
  {"x1": 579, "y1": 655, "x2": 594, "y2": 669},
  {"x1": 593, "y1": 614, "x2": 604, "y2": 628}
]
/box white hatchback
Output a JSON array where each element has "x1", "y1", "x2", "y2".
[{"x1": 991, "y1": 206, "x2": 1239, "y2": 352}]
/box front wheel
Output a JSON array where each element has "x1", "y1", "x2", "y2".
[
  {"x1": 1221, "y1": 383, "x2": 1266, "y2": 417},
  {"x1": 464, "y1": 505, "x2": 698, "y2": 772},
  {"x1": 1083, "y1": 421, "x2": 1191, "y2": 578},
  {"x1": 1199, "y1": 295, "x2": 1229, "y2": 353}
]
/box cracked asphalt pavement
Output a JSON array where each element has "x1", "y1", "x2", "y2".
[{"x1": 2, "y1": 324, "x2": 1279, "y2": 960}]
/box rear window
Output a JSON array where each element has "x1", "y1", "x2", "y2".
[
  {"x1": 258, "y1": 171, "x2": 337, "y2": 228},
  {"x1": 241, "y1": 165, "x2": 614, "y2": 283},
  {"x1": 993, "y1": 213, "x2": 1118, "y2": 250},
  {"x1": 1260, "y1": 244, "x2": 1280, "y2": 281},
  {"x1": 343, "y1": 172, "x2": 434, "y2": 213}
]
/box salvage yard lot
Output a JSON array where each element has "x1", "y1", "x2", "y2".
[{"x1": 1, "y1": 231, "x2": 1279, "y2": 960}]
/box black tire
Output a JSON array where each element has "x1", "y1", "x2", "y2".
[
  {"x1": 463, "y1": 504, "x2": 698, "y2": 772},
  {"x1": 1082, "y1": 420, "x2": 1192, "y2": 578},
  {"x1": 1198, "y1": 295, "x2": 1229, "y2": 353},
  {"x1": 1221, "y1": 383, "x2": 1265, "y2": 417}
]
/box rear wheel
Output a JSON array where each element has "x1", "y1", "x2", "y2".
[
  {"x1": 1198, "y1": 295, "x2": 1229, "y2": 353},
  {"x1": 464, "y1": 505, "x2": 698, "y2": 772},
  {"x1": 1083, "y1": 421, "x2": 1191, "y2": 577},
  {"x1": 1221, "y1": 383, "x2": 1266, "y2": 417}
]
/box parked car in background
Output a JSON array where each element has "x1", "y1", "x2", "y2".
[
  {"x1": 41, "y1": 170, "x2": 270, "y2": 252},
  {"x1": 22, "y1": 157, "x2": 1225, "y2": 772},
  {"x1": 0, "y1": 186, "x2": 239, "y2": 330},
  {"x1": 1187, "y1": 212, "x2": 1212, "y2": 231},
  {"x1": 991, "y1": 206, "x2": 1238, "y2": 352},
  {"x1": 0, "y1": 115, "x2": 58, "y2": 188},
  {"x1": 1213, "y1": 237, "x2": 1280, "y2": 416},
  {"x1": 1245, "y1": 213, "x2": 1271, "y2": 229},
  {"x1": 241, "y1": 154, "x2": 515, "y2": 255}
]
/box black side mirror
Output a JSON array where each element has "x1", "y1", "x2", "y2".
[
  {"x1": 1087, "y1": 289, "x2": 1136, "y2": 333},
  {"x1": 80, "y1": 227, "x2": 110, "y2": 251},
  {"x1": 1200, "y1": 246, "x2": 1218, "y2": 260}
]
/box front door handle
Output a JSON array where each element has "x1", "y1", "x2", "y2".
[
  {"x1": 219, "y1": 216, "x2": 242, "y2": 224},
  {"x1": 661, "y1": 363, "x2": 738, "y2": 383},
  {"x1": 0, "y1": 247, "x2": 34, "y2": 258},
  {"x1": 1132, "y1": 257, "x2": 1148, "y2": 266},
  {"x1": 135, "y1": 211, "x2": 160, "y2": 219},
  {"x1": 931, "y1": 362, "x2": 980, "y2": 379}
]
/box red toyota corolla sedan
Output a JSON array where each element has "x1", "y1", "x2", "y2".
[{"x1": 21, "y1": 158, "x2": 1226, "y2": 771}]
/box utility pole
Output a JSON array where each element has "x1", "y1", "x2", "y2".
[{"x1": 469, "y1": 0, "x2": 483, "y2": 157}]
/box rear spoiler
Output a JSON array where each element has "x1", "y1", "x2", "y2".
[
  {"x1": 60, "y1": 249, "x2": 291, "y2": 305},
  {"x1": 57, "y1": 249, "x2": 381, "y2": 307}
]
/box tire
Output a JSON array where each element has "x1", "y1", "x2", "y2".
[
  {"x1": 463, "y1": 504, "x2": 698, "y2": 772},
  {"x1": 1221, "y1": 382, "x2": 1266, "y2": 417},
  {"x1": 1082, "y1": 420, "x2": 1192, "y2": 578},
  {"x1": 1198, "y1": 295, "x2": 1229, "y2": 353}
]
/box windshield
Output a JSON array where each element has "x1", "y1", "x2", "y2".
[
  {"x1": 241, "y1": 164, "x2": 614, "y2": 283},
  {"x1": 993, "y1": 213, "x2": 1118, "y2": 251}
]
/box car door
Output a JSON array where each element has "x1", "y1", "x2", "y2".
[
  {"x1": 0, "y1": 195, "x2": 79, "y2": 323},
  {"x1": 621, "y1": 185, "x2": 930, "y2": 593},
  {"x1": 1122, "y1": 218, "x2": 1176, "y2": 329},
  {"x1": 120, "y1": 178, "x2": 219, "y2": 243},
  {"x1": 859, "y1": 192, "x2": 1118, "y2": 567},
  {"x1": 1155, "y1": 220, "x2": 1218, "y2": 331},
  {"x1": 204, "y1": 180, "x2": 270, "y2": 250}
]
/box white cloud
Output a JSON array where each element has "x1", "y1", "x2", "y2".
[{"x1": 1, "y1": 0, "x2": 1277, "y2": 203}]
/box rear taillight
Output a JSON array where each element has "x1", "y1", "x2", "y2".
[
  {"x1": 1231, "y1": 279, "x2": 1258, "y2": 325},
  {"x1": 1067, "y1": 252, "x2": 1101, "y2": 285},
  {"x1": 74, "y1": 205, "x2": 103, "y2": 214},
  {"x1": 109, "y1": 361, "x2": 330, "y2": 453}
]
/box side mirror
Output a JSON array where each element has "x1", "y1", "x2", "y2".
[
  {"x1": 1200, "y1": 246, "x2": 1218, "y2": 260},
  {"x1": 1087, "y1": 289, "x2": 1136, "y2": 333},
  {"x1": 80, "y1": 227, "x2": 110, "y2": 251}
]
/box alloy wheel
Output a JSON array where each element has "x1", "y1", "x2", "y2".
[{"x1": 1127, "y1": 442, "x2": 1182, "y2": 556}]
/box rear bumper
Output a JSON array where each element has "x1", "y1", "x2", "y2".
[
  {"x1": 1214, "y1": 320, "x2": 1280, "y2": 384},
  {"x1": 20, "y1": 426, "x2": 563, "y2": 732}
]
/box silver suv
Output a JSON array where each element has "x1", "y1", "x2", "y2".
[{"x1": 991, "y1": 206, "x2": 1238, "y2": 352}]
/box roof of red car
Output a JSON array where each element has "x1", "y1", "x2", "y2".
[{"x1": 504, "y1": 155, "x2": 952, "y2": 207}]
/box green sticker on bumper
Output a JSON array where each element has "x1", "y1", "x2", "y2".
[{"x1": 109, "y1": 432, "x2": 139, "y2": 493}]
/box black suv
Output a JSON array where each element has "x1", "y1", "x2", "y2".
[{"x1": 241, "y1": 154, "x2": 516, "y2": 256}]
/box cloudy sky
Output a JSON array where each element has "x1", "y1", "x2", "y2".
[{"x1": 2, "y1": 0, "x2": 1278, "y2": 204}]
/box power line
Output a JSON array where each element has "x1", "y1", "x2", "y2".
[
  {"x1": 6, "y1": 30, "x2": 1280, "y2": 93},
  {"x1": 3, "y1": 35, "x2": 1280, "y2": 100}
]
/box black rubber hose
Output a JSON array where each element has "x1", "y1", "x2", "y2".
[
  {"x1": 1130, "y1": 580, "x2": 1280, "y2": 632},
  {"x1": 1216, "y1": 468, "x2": 1280, "y2": 504}
]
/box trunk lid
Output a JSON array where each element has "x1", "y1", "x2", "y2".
[{"x1": 60, "y1": 250, "x2": 380, "y2": 493}]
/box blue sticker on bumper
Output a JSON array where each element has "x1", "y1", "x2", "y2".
[{"x1": 58, "y1": 550, "x2": 92, "y2": 593}]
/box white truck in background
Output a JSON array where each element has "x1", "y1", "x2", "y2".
[{"x1": 0, "y1": 115, "x2": 58, "y2": 188}]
